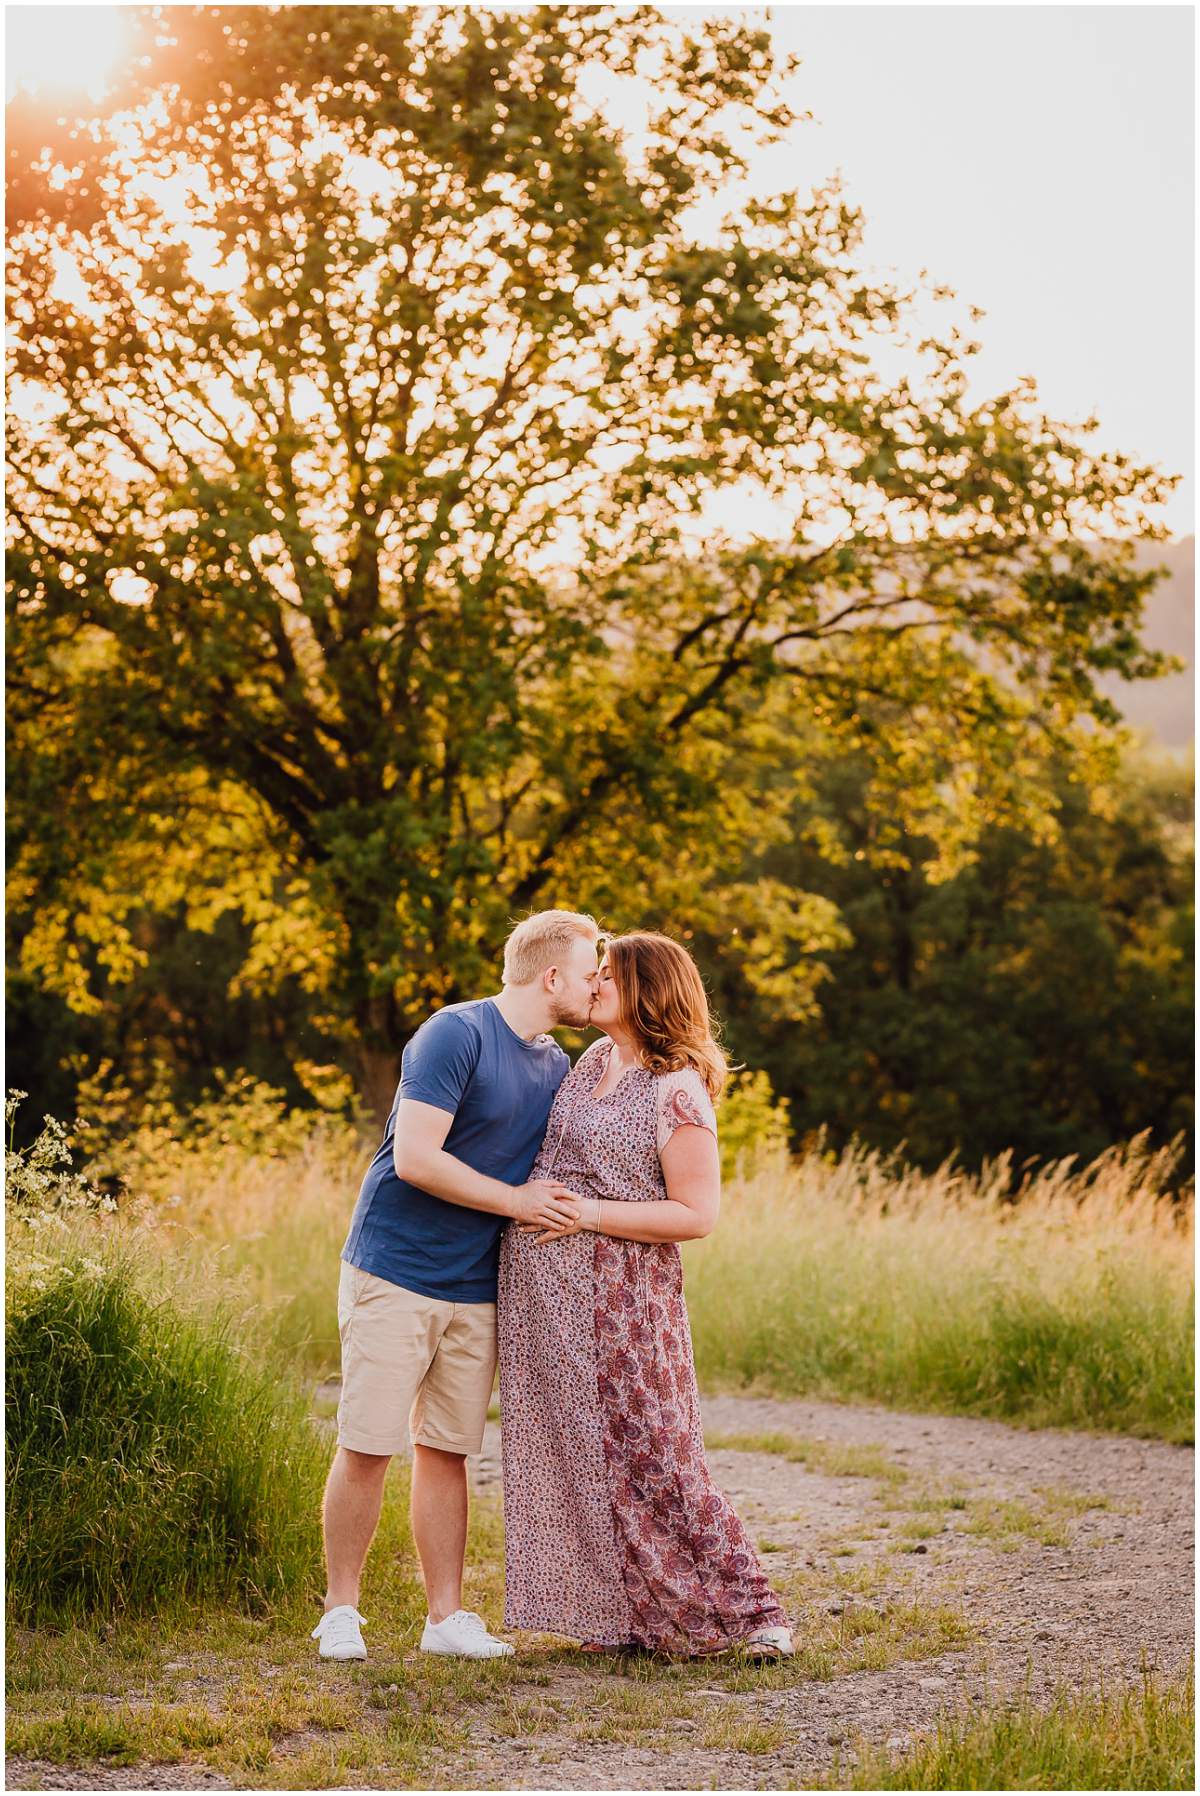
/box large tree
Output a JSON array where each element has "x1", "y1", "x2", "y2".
[{"x1": 7, "y1": 4, "x2": 1177, "y2": 1110}]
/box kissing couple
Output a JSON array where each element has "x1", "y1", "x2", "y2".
[{"x1": 313, "y1": 910, "x2": 793, "y2": 1665}]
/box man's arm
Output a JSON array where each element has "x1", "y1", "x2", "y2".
[{"x1": 392, "y1": 1098, "x2": 581, "y2": 1232}]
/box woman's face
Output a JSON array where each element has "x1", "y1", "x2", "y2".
[{"x1": 588, "y1": 955, "x2": 622, "y2": 1031}]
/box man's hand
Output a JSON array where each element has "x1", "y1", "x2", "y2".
[{"x1": 510, "y1": 1178, "x2": 582, "y2": 1232}]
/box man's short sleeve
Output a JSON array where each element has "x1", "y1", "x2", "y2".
[{"x1": 396, "y1": 1011, "x2": 482, "y2": 1117}]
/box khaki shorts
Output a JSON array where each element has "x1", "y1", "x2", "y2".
[{"x1": 336, "y1": 1262, "x2": 497, "y2": 1457}]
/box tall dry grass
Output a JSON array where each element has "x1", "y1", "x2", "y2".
[
  {"x1": 109, "y1": 1119, "x2": 360, "y2": 1375},
  {"x1": 110, "y1": 1120, "x2": 1194, "y2": 1442},
  {"x1": 832, "y1": 1662, "x2": 1194, "y2": 1791},
  {"x1": 686, "y1": 1134, "x2": 1193, "y2": 1441}
]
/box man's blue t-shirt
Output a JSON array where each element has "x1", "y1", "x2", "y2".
[{"x1": 341, "y1": 998, "x2": 570, "y2": 1303}]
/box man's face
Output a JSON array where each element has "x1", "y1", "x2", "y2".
[{"x1": 546, "y1": 934, "x2": 601, "y2": 1029}]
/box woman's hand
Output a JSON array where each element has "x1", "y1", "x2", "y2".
[
  {"x1": 518, "y1": 1210, "x2": 584, "y2": 1244},
  {"x1": 520, "y1": 1195, "x2": 603, "y2": 1244},
  {"x1": 510, "y1": 1179, "x2": 583, "y2": 1232},
  {"x1": 518, "y1": 1202, "x2": 591, "y2": 1243}
]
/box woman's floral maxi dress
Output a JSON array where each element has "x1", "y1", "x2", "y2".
[{"x1": 497, "y1": 1037, "x2": 788, "y2": 1651}]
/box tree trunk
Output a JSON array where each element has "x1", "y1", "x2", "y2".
[
  {"x1": 355, "y1": 993, "x2": 406, "y2": 1130},
  {"x1": 357, "y1": 1041, "x2": 402, "y2": 1131}
]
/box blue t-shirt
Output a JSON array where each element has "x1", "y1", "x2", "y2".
[{"x1": 341, "y1": 998, "x2": 570, "y2": 1303}]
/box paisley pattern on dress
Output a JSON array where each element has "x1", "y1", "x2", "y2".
[
  {"x1": 497, "y1": 1037, "x2": 788, "y2": 1651},
  {"x1": 657, "y1": 1081, "x2": 712, "y2": 1151}
]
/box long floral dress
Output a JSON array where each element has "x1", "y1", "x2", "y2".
[{"x1": 497, "y1": 1037, "x2": 788, "y2": 1651}]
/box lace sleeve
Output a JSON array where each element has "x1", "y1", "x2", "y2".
[{"x1": 656, "y1": 1067, "x2": 718, "y2": 1156}]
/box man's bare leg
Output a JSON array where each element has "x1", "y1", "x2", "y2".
[
  {"x1": 410, "y1": 1443, "x2": 468, "y2": 1623},
  {"x1": 322, "y1": 1446, "x2": 391, "y2": 1611}
]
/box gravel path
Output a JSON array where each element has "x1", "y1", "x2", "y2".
[
  {"x1": 9, "y1": 1392, "x2": 1193, "y2": 1791},
  {"x1": 447, "y1": 1393, "x2": 1193, "y2": 1789}
]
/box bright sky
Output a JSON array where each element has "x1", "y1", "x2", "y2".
[
  {"x1": 5, "y1": 1, "x2": 1194, "y2": 538},
  {"x1": 726, "y1": 2, "x2": 1195, "y2": 537}
]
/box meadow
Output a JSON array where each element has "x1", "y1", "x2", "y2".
[
  {"x1": 74, "y1": 1112, "x2": 1194, "y2": 1442},
  {"x1": 5, "y1": 1109, "x2": 1193, "y2": 1789}
]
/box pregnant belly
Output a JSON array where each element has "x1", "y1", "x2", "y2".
[
  {"x1": 498, "y1": 1221, "x2": 594, "y2": 1305},
  {"x1": 497, "y1": 1225, "x2": 599, "y2": 1384},
  {"x1": 527, "y1": 1152, "x2": 659, "y2": 1210},
  {"x1": 527, "y1": 1153, "x2": 611, "y2": 1197}
]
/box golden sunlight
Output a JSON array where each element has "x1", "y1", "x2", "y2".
[{"x1": 5, "y1": 3, "x2": 135, "y2": 104}]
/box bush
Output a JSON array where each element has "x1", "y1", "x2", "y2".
[
  {"x1": 6, "y1": 1240, "x2": 329, "y2": 1623},
  {"x1": 72, "y1": 1062, "x2": 362, "y2": 1194},
  {"x1": 716, "y1": 1067, "x2": 792, "y2": 1177}
]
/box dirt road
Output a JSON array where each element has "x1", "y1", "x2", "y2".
[
  {"x1": 9, "y1": 1392, "x2": 1193, "y2": 1790},
  {"x1": 448, "y1": 1392, "x2": 1193, "y2": 1789}
]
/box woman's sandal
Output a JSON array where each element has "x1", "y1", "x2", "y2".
[{"x1": 741, "y1": 1625, "x2": 794, "y2": 1663}]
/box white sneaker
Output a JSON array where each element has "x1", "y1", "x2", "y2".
[
  {"x1": 420, "y1": 1608, "x2": 514, "y2": 1659},
  {"x1": 312, "y1": 1605, "x2": 367, "y2": 1661}
]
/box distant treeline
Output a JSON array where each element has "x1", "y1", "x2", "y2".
[
  {"x1": 9, "y1": 747, "x2": 1192, "y2": 1183},
  {"x1": 712, "y1": 747, "x2": 1194, "y2": 1178}
]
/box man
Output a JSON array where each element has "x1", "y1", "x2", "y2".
[{"x1": 312, "y1": 909, "x2": 599, "y2": 1662}]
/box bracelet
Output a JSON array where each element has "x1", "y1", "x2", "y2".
[{"x1": 584, "y1": 1197, "x2": 603, "y2": 1233}]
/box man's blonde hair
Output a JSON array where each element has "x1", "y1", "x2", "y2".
[{"x1": 503, "y1": 909, "x2": 599, "y2": 986}]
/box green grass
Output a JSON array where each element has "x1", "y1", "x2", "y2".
[
  {"x1": 699, "y1": 1708, "x2": 789, "y2": 1756},
  {"x1": 10, "y1": 1615, "x2": 1188, "y2": 1792},
  {"x1": 706, "y1": 1428, "x2": 911, "y2": 1485},
  {"x1": 889, "y1": 1483, "x2": 970, "y2": 1513},
  {"x1": 711, "y1": 1430, "x2": 1125, "y2": 1560},
  {"x1": 5, "y1": 1237, "x2": 330, "y2": 1622},
  {"x1": 959, "y1": 1489, "x2": 1115, "y2": 1552},
  {"x1": 569, "y1": 1680, "x2": 704, "y2": 1744},
  {"x1": 8, "y1": 1703, "x2": 231, "y2": 1767},
  {"x1": 5, "y1": 1463, "x2": 512, "y2": 1786},
  {"x1": 830, "y1": 1663, "x2": 1194, "y2": 1790},
  {"x1": 798, "y1": 1598, "x2": 975, "y2": 1680},
  {"x1": 6, "y1": 1465, "x2": 981, "y2": 1787}
]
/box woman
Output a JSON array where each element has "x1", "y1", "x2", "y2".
[{"x1": 497, "y1": 932, "x2": 792, "y2": 1659}]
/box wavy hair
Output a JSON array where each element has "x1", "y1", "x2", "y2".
[{"x1": 602, "y1": 931, "x2": 728, "y2": 1101}]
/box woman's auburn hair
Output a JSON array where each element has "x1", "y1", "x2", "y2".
[{"x1": 603, "y1": 931, "x2": 728, "y2": 1101}]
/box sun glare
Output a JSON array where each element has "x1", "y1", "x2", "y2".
[{"x1": 5, "y1": 4, "x2": 135, "y2": 104}]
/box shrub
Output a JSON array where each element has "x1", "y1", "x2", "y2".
[
  {"x1": 5, "y1": 1239, "x2": 328, "y2": 1623},
  {"x1": 72, "y1": 1061, "x2": 362, "y2": 1194},
  {"x1": 716, "y1": 1068, "x2": 792, "y2": 1177}
]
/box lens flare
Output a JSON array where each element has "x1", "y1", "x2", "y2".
[{"x1": 5, "y1": 4, "x2": 135, "y2": 104}]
